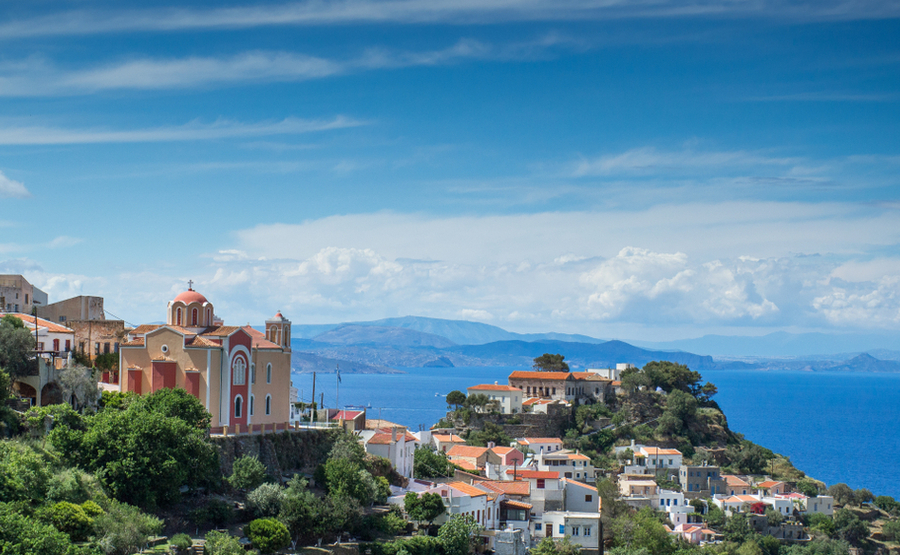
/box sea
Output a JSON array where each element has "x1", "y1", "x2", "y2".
[{"x1": 291, "y1": 366, "x2": 900, "y2": 499}]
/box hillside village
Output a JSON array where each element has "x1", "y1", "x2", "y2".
[{"x1": 1, "y1": 274, "x2": 900, "y2": 555}]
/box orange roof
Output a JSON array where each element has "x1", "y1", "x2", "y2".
[
  {"x1": 186, "y1": 336, "x2": 220, "y2": 347},
  {"x1": 447, "y1": 445, "x2": 489, "y2": 458},
  {"x1": 448, "y1": 457, "x2": 481, "y2": 472},
  {"x1": 571, "y1": 372, "x2": 612, "y2": 381},
  {"x1": 242, "y1": 325, "x2": 282, "y2": 349},
  {"x1": 447, "y1": 482, "x2": 487, "y2": 497},
  {"x1": 563, "y1": 478, "x2": 597, "y2": 491},
  {"x1": 518, "y1": 438, "x2": 562, "y2": 445},
  {"x1": 122, "y1": 338, "x2": 145, "y2": 347},
  {"x1": 501, "y1": 499, "x2": 533, "y2": 510},
  {"x1": 490, "y1": 446, "x2": 516, "y2": 455},
  {"x1": 468, "y1": 384, "x2": 522, "y2": 392},
  {"x1": 701, "y1": 529, "x2": 717, "y2": 535},
  {"x1": 612, "y1": 381, "x2": 622, "y2": 386},
  {"x1": 475, "y1": 480, "x2": 530, "y2": 496},
  {"x1": 203, "y1": 326, "x2": 241, "y2": 337},
  {"x1": 566, "y1": 453, "x2": 591, "y2": 460},
  {"x1": 641, "y1": 447, "x2": 682, "y2": 456},
  {"x1": 507, "y1": 470, "x2": 559, "y2": 480},
  {"x1": 509, "y1": 370, "x2": 571, "y2": 380},
  {"x1": 7, "y1": 313, "x2": 74, "y2": 334},
  {"x1": 725, "y1": 495, "x2": 759, "y2": 503},
  {"x1": 433, "y1": 434, "x2": 465, "y2": 443},
  {"x1": 523, "y1": 397, "x2": 552, "y2": 405},
  {"x1": 757, "y1": 480, "x2": 783, "y2": 488},
  {"x1": 723, "y1": 475, "x2": 750, "y2": 487},
  {"x1": 130, "y1": 324, "x2": 162, "y2": 335},
  {"x1": 367, "y1": 433, "x2": 395, "y2": 445}
]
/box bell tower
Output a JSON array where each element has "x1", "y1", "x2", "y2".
[{"x1": 265, "y1": 311, "x2": 291, "y2": 351}]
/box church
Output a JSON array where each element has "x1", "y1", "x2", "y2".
[{"x1": 117, "y1": 285, "x2": 292, "y2": 429}]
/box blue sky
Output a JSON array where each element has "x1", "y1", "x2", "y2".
[{"x1": 1, "y1": 0, "x2": 899, "y2": 341}]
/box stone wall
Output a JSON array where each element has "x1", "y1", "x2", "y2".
[
  {"x1": 447, "y1": 403, "x2": 574, "y2": 440},
  {"x1": 69, "y1": 319, "x2": 125, "y2": 362},
  {"x1": 211, "y1": 428, "x2": 339, "y2": 479}
]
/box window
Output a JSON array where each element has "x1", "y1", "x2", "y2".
[
  {"x1": 234, "y1": 396, "x2": 242, "y2": 418},
  {"x1": 585, "y1": 494, "x2": 592, "y2": 502},
  {"x1": 59, "y1": 315, "x2": 66, "y2": 322},
  {"x1": 191, "y1": 308, "x2": 198, "y2": 326},
  {"x1": 558, "y1": 525, "x2": 565, "y2": 535},
  {"x1": 536, "y1": 479, "x2": 545, "y2": 489},
  {"x1": 176, "y1": 308, "x2": 182, "y2": 325},
  {"x1": 104, "y1": 342, "x2": 110, "y2": 354},
  {"x1": 251, "y1": 364, "x2": 256, "y2": 384},
  {"x1": 552, "y1": 387, "x2": 556, "y2": 395},
  {"x1": 95, "y1": 342, "x2": 100, "y2": 355},
  {"x1": 53, "y1": 339, "x2": 59, "y2": 351},
  {"x1": 571, "y1": 526, "x2": 579, "y2": 536},
  {"x1": 250, "y1": 395, "x2": 255, "y2": 416},
  {"x1": 266, "y1": 363, "x2": 272, "y2": 384},
  {"x1": 584, "y1": 526, "x2": 591, "y2": 536},
  {"x1": 265, "y1": 395, "x2": 271, "y2": 415},
  {"x1": 65, "y1": 340, "x2": 71, "y2": 351},
  {"x1": 233, "y1": 357, "x2": 246, "y2": 385}
]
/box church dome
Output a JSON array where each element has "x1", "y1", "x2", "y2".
[{"x1": 173, "y1": 288, "x2": 209, "y2": 305}]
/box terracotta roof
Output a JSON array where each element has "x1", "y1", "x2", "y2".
[
  {"x1": 509, "y1": 370, "x2": 571, "y2": 381},
  {"x1": 523, "y1": 397, "x2": 553, "y2": 405},
  {"x1": 507, "y1": 470, "x2": 559, "y2": 479},
  {"x1": 723, "y1": 475, "x2": 750, "y2": 487},
  {"x1": 725, "y1": 495, "x2": 759, "y2": 503},
  {"x1": 366, "y1": 419, "x2": 404, "y2": 430},
  {"x1": 242, "y1": 325, "x2": 282, "y2": 349},
  {"x1": 173, "y1": 288, "x2": 209, "y2": 305},
  {"x1": 571, "y1": 372, "x2": 612, "y2": 381},
  {"x1": 433, "y1": 434, "x2": 465, "y2": 443},
  {"x1": 122, "y1": 338, "x2": 145, "y2": 347},
  {"x1": 490, "y1": 446, "x2": 517, "y2": 455},
  {"x1": 332, "y1": 410, "x2": 364, "y2": 420},
  {"x1": 641, "y1": 447, "x2": 682, "y2": 456},
  {"x1": 701, "y1": 529, "x2": 717, "y2": 535},
  {"x1": 566, "y1": 453, "x2": 591, "y2": 461},
  {"x1": 374, "y1": 428, "x2": 417, "y2": 442},
  {"x1": 366, "y1": 433, "x2": 395, "y2": 445},
  {"x1": 757, "y1": 480, "x2": 783, "y2": 488},
  {"x1": 447, "y1": 445, "x2": 489, "y2": 458},
  {"x1": 612, "y1": 381, "x2": 622, "y2": 386},
  {"x1": 129, "y1": 324, "x2": 162, "y2": 335},
  {"x1": 448, "y1": 457, "x2": 481, "y2": 472},
  {"x1": 446, "y1": 482, "x2": 487, "y2": 497},
  {"x1": 8, "y1": 313, "x2": 74, "y2": 334},
  {"x1": 186, "y1": 336, "x2": 220, "y2": 348},
  {"x1": 501, "y1": 499, "x2": 533, "y2": 510},
  {"x1": 203, "y1": 326, "x2": 241, "y2": 337},
  {"x1": 518, "y1": 438, "x2": 562, "y2": 445},
  {"x1": 563, "y1": 478, "x2": 597, "y2": 491},
  {"x1": 467, "y1": 384, "x2": 522, "y2": 392},
  {"x1": 475, "y1": 480, "x2": 530, "y2": 496}
]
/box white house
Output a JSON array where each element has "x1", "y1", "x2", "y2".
[
  {"x1": 804, "y1": 495, "x2": 835, "y2": 516},
  {"x1": 539, "y1": 511, "x2": 602, "y2": 551},
  {"x1": 516, "y1": 437, "x2": 563, "y2": 455},
  {"x1": 537, "y1": 450, "x2": 597, "y2": 483},
  {"x1": 562, "y1": 478, "x2": 600, "y2": 513},
  {"x1": 360, "y1": 427, "x2": 417, "y2": 478},
  {"x1": 467, "y1": 383, "x2": 523, "y2": 414}
]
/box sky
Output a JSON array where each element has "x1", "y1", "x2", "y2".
[{"x1": 0, "y1": 0, "x2": 898, "y2": 341}]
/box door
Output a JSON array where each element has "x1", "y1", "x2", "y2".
[{"x1": 545, "y1": 523, "x2": 553, "y2": 538}]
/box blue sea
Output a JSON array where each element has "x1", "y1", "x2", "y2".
[{"x1": 292, "y1": 367, "x2": 900, "y2": 499}]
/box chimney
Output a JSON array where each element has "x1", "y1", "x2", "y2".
[
  {"x1": 488, "y1": 441, "x2": 496, "y2": 449},
  {"x1": 392, "y1": 427, "x2": 398, "y2": 443}
]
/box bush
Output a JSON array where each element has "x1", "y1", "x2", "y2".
[
  {"x1": 81, "y1": 500, "x2": 104, "y2": 517},
  {"x1": 204, "y1": 530, "x2": 246, "y2": 555},
  {"x1": 248, "y1": 482, "x2": 286, "y2": 518},
  {"x1": 40, "y1": 501, "x2": 94, "y2": 542},
  {"x1": 170, "y1": 533, "x2": 193, "y2": 552},
  {"x1": 0, "y1": 505, "x2": 76, "y2": 555},
  {"x1": 875, "y1": 495, "x2": 900, "y2": 514},
  {"x1": 94, "y1": 499, "x2": 164, "y2": 554},
  {"x1": 361, "y1": 536, "x2": 445, "y2": 555},
  {"x1": 377, "y1": 512, "x2": 408, "y2": 535},
  {"x1": 244, "y1": 518, "x2": 291, "y2": 554},
  {"x1": 46, "y1": 468, "x2": 106, "y2": 505},
  {"x1": 882, "y1": 520, "x2": 900, "y2": 542},
  {"x1": 228, "y1": 455, "x2": 267, "y2": 491},
  {"x1": 0, "y1": 440, "x2": 52, "y2": 503}
]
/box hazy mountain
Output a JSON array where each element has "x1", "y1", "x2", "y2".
[
  {"x1": 291, "y1": 316, "x2": 605, "y2": 345},
  {"x1": 312, "y1": 324, "x2": 457, "y2": 348},
  {"x1": 630, "y1": 331, "x2": 900, "y2": 358},
  {"x1": 822, "y1": 353, "x2": 900, "y2": 373},
  {"x1": 290, "y1": 351, "x2": 402, "y2": 374}
]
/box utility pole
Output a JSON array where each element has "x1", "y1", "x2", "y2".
[{"x1": 311, "y1": 371, "x2": 316, "y2": 421}]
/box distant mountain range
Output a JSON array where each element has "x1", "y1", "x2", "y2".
[{"x1": 287, "y1": 315, "x2": 900, "y2": 375}]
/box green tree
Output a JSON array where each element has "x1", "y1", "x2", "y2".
[
  {"x1": 724, "y1": 513, "x2": 757, "y2": 544},
  {"x1": 882, "y1": 520, "x2": 900, "y2": 541},
  {"x1": 796, "y1": 479, "x2": 820, "y2": 497},
  {"x1": 854, "y1": 488, "x2": 874, "y2": 505},
  {"x1": 328, "y1": 430, "x2": 366, "y2": 465},
  {"x1": 279, "y1": 475, "x2": 325, "y2": 542},
  {"x1": 0, "y1": 504, "x2": 75, "y2": 555},
  {"x1": 533, "y1": 353, "x2": 569, "y2": 372},
  {"x1": 446, "y1": 390, "x2": 467, "y2": 410},
  {"x1": 530, "y1": 535, "x2": 582, "y2": 555},
  {"x1": 833, "y1": 508, "x2": 869, "y2": 545},
  {"x1": 828, "y1": 483, "x2": 856, "y2": 506},
  {"x1": 94, "y1": 352, "x2": 119, "y2": 372},
  {"x1": 39, "y1": 500, "x2": 94, "y2": 542},
  {"x1": 438, "y1": 514, "x2": 482, "y2": 555},
  {"x1": 247, "y1": 482, "x2": 286, "y2": 518},
  {"x1": 58, "y1": 364, "x2": 101, "y2": 411},
  {"x1": 874, "y1": 495, "x2": 900, "y2": 514},
  {"x1": 609, "y1": 506, "x2": 675, "y2": 554},
  {"x1": 414, "y1": 447, "x2": 455, "y2": 478},
  {"x1": 757, "y1": 534, "x2": 782, "y2": 555},
  {"x1": 135, "y1": 387, "x2": 212, "y2": 429},
  {"x1": 465, "y1": 422, "x2": 511, "y2": 447},
  {"x1": 204, "y1": 530, "x2": 247, "y2": 555},
  {"x1": 405, "y1": 492, "x2": 446, "y2": 526},
  {"x1": 229, "y1": 455, "x2": 267, "y2": 491},
  {"x1": 94, "y1": 499, "x2": 164, "y2": 555},
  {"x1": 0, "y1": 440, "x2": 52, "y2": 503},
  {"x1": 245, "y1": 518, "x2": 291, "y2": 553},
  {"x1": 464, "y1": 393, "x2": 491, "y2": 412},
  {"x1": 0, "y1": 314, "x2": 36, "y2": 382},
  {"x1": 642, "y1": 361, "x2": 703, "y2": 395}
]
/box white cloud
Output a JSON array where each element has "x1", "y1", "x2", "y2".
[
  {"x1": 47, "y1": 236, "x2": 82, "y2": 249},
  {"x1": 0, "y1": 171, "x2": 30, "y2": 198},
  {"x1": 0, "y1": 116, "x2": 363, "y2": 145},
  {"x1": 0, "y1": 1, "x2": 895, "y2": 40},
  {"x1": 813, "y1": 276, "x2": 900, "y2": 327},
  {"x1": 571, "y1": 146, "x2": 800, "y2": 177}
]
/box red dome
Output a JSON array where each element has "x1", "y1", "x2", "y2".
[{"x1": 173, "y1": 289, "x2": 209, "y2": 305}]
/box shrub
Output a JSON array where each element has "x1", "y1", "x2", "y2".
[
  {"x1": 170, "y1": 533, "x2": 193, "y2": 552},
  {"x1": 377, "y1": 512, "x2": 408, "y2": 535},
  {"x1": 0, "y1": 506, "x2": 75, "y2": 555},
  {"x1": 228, "y1": 455, "x2": 267, "y2": 491},
  {"x1": 41, "y1": 501, "x2": 94, "y2": 542},
  {"x1": 244, "y1": 518, "x2": 291, "y2": 554},
  {"x1": 46, "y1": 468, "x2": 106, "y2": 504},
  {"x1": 94, "y1": 499, "x2": 164, "y2": 554},
  {"x1": 247, "y1": 483, "x2": 286, "y2": 518},
  {"x1": 882, "y1": 520, "x2": 900, "y2": 542},
  {"x1": 81, "y1": 500, "x2": 104, "y2": 517},
  {"x1": 204, "y1": 530, "x2": 246, "y2": 555},
  {"x1": 0, "y1": 440, "x2": 52, "y2": 503}
]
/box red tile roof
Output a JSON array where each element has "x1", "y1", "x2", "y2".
[
  {"x1": 509, "y1": 371, "x2": 571, "y2": 380},
  {"x1": 506, "y1": 470, "x2": 559, "y2": 479},
  {"x1": 241, "y1": 325, "x2": 282, "y2": 349},
  {"x1": 333, "y1": 410, "x2": 364, "y2": 420},
  {"x1": 467, "y1": 384, "x2": 522, "y2": 392},
  {"x1": 501, "y1": 499, "x2": 533, "y2": 510},
  {"x1": 129, "y1": 324, "x2": 162, "y2": 335},
  {"x1": 757, "y1": 480, "x2": 783, "y2": 488},
  {"x1": 446, "y1": 482, "x2": 487, "y2": 497},
  {"x1": 433, "y1": 434, "x2": 465, "y2": 443},
  {"x1": 122, "y1": 338, "x2": 145, "y2": 347},
  {"x1": 518, "y1": 438, "x2": 562, "y2": 445},
  {"x1": 447, "y1": 445, "x2": 489, "y2": 458},
  {"x1": 7, "y1": 313, "x2": 74, "y2": 334},
  {"x1": 475, "y1": 480, "x2": 530, "y2": 496}
]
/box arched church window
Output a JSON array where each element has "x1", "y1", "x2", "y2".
[
  {"x1": 251, "y1": 363, "x2": 256, "y2": 384},
  {"x1": 176, "y1": 308, "x2": 182, "y2": 326},
  {"x1": 266, "y1": 363, "x2": 272, "y2": 384},
  {"x1": 269, "y1": 326, "x2": 276, "y2": 342},
  {"x1": 265, "y1": 394, "x2": 271, "y2": 415},
  {"x1": 206, "y1": 308, "x2": 211, "y2": 325},
  {"x1": 191, "y1": 308, "x2": 198, "y2": 326},
  {"x1": 235, "y1": 395, "x2": 243, "y2": 419},
  {"x1": 233, "y1": 357, "x2": 246, "y2": 385},
  {"x1": 250, "y1": 395, "x2": 255, "y2": 416}
]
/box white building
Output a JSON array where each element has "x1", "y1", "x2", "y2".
[
  {"x1": 536, "y1": 450, "x2": 597, "y2": 483},
  {"x1": 467, "y1": 383, "x2": 523, "y2": 414},
  {"x1": 562, "y1": 478, "x2": 600, "y2": 513},
  {"x1": 516, "y1": 437, "x2": 563, "y2": 455},
  {"x1": 539, "y1": 512, "x2": 602, "y2": 551},
  {"x1": 360, "y1": 427, "x2": 417, "y2": 478}
]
